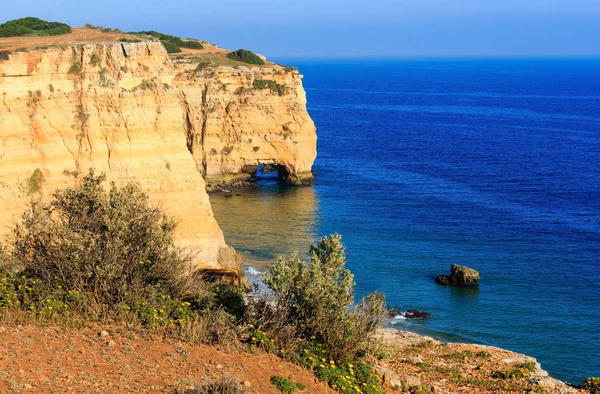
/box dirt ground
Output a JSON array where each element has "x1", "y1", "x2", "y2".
[{"x1": 0, "y1": 324, "x2": 334, "y2": 393}]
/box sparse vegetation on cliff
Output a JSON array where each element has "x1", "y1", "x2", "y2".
[
  {"x1": 0, "y1": 17, "x2": 72, "y2": 38},
  {"x1": 253, "y1": 79, "x2": 288, "y2": 96},
  {"x1": 227, "y1": 49, "x2": 265, "y2": 65},
  {"x1": 26, "y1": 168, "x2": 45, "y2": 195},
  {"x1": 127, "y1": 30, "x2": 204, "y2": 53},
  {"x1": 68, "y1": 61, "x2": 81, "y2": 74}
]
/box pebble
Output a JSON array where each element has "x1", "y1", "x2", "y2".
[{"x1": 99, "y1": 330, "x2": 110, "y2": 337}]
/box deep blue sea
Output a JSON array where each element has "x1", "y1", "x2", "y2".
[{"x1": 210, "y1": 58, "x2": 600, "y2": 384}]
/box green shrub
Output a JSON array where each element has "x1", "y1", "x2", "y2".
[
  {"x1": 226, "y1": 49, "x2": 265, "y2": 65},
  {"x1": 119, "y1": 38, "x2": 142, "y2": 43},
  {"x1": 263, "y1": 234, "x2": 387, "y2": 363},
  {"x1": 7, "y1": 170, "x2": 195, "y2": 308},
  {"x1": 161, "y1": 40, "x2": 182, "y2": 54},
  {"x1": 270, "y1": 376, "x2": 298, "y2": 393},
  {"x1": 68, "y1": 62, "x2": 81, "y2": 74},
  {"x1": 253, "y1": 79, "x2": 287, "y2": 96},
  {"x1": 284, "y1": 66, "x2": 298, "y2": 73},
  {"x1": 584, "y1": 377, "x2": 600, "y2": 394},
  {"x1": 182, "y1": 40, "x2": 204, "y2": 50},
  {"x1": 285, "y1": 340, "x2": 384, "y2": 394},
  {"x1": 26, "y1": 168, "x2": 45, "y2": 195},
  {"x1": 0, "y1": 17, "x2": 71, "y2": 37}
]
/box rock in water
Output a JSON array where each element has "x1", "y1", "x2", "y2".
[
  {"x1": 404, "y1": 310, "x2": 432, "y2": 319},
  {"x1": 436, "y1": 264, "x2": 479, "y2": 287}
]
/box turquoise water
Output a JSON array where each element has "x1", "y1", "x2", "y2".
[{"x1": 210, "y1": 59, "x2": 600, "y2": 384}]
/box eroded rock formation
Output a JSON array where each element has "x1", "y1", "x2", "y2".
[{"x1": 0, "y1": 42, "x2": 316, "y2": 282}]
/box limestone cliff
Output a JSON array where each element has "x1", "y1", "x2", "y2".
[
  {"x1": 0, "y1": 41, "x2": 316, "y2": 280},
  {"x1": 173, "y1": 60, "x2": 316, "y2": 189}
]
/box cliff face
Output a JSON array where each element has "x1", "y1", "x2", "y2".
[
  {"x1": 173, "y1": 61, "x2": 316, "y2": 188},
  {"x1": 0, "y1": 42, "x2": 316, "y2": 279}
]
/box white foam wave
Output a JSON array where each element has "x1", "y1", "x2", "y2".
[{"x1": 244, "y1": 266, "x2": 262, "y2": 276}]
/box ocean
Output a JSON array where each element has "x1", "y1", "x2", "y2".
[{"x1": 210, "y1": 58, "x2": 600, "y2": 384}]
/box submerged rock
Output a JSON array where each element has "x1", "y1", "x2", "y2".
[{"x1": 436, "y1": 264, "x2": 479, "y2": 287}]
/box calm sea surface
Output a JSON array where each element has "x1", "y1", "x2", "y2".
[{"x1": 210, "y1": 58, "x2": 600, "y2": 384}]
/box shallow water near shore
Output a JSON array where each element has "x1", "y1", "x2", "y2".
[{"x1": 210, "y1": 58, "x2": 600, "y2": 384}]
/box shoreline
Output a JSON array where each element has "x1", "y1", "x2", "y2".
[
  {"x1": 376, "y1": 328, "x2": 584, "y2": 393},
  {"x1": 244, "y1": 261, "x2": 588, "y2": 391}
]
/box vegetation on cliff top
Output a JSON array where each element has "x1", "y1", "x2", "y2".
[
  {"x1": 129, "y1": 30, "x2": 204, "y2": 53},
  {"x1": 0, "y1": 17, "x2": 72, "y2": 37},
  {"x1": 227, "y1": 49, "x2": 265, "y2": 65}
]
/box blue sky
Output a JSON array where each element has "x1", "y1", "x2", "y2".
[{"x1": 3, "y1": 0, "x2": 600, "y2": 57}]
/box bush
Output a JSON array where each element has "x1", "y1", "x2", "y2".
[
  {"x1": 262, "y1": 234, "x2": 387, "y2": 362},
  {"x1": 226, "y1": 49, "x2": 265, "y2": 65},
  {"x1": 182, "y1": 40, "x2": 204, "y2": 50},
  {"x1": 119, "y1": 38, "x2": 142, "y2": 43},
  {"x1": 161, "y1": 40, "x2": 182, "y2": 54},
  {"x1": 26, "y1": 168, "x2": 45, "y2": 195},
  {"x1": 583, "y1": 377, "x2": 600, "y2": 394},
  {"x1": 6, "y1": 169, "x2": 195, "y2": 309},
  {"x1": 0, "y1": 17, "x2": 71, "y2": 37},
  {"x1": 270, "y1": 376, "x2": 298, "y2": 393},
  {"x1": 253, "y1": 79, "x2": 287, "y2": 96}
]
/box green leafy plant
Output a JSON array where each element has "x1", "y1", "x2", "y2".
[
  {"x1": 161, "y1": 40, "x2": 182, "y2": 54},
  {"x1": 263, "y1": 234, "x2": 387, "y2": 363},
  {"x1": 0, "y1": 17, "x2": 71, "y2": 38},
  {"x1": 8, "y1": 170, "x2": 195, "y2": 309},
  {"x1": 226, "y1": 49, "x2": 265, "y2": 65},
  {"x1": 270, "y1": 376, "x2": 299, "y2": 393}
]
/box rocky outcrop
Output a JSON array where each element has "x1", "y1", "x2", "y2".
[
  {"x1": 172, "y1": 60, "x2": 316, "y2": 190},
  {"x1": 376, "y1": 329, "x2": 583, "y2": 394},
  {"x1": 0, "y1": 42, "x2": 316, "y2": 282},
  {"x1": 436, "y1": 264, "x2": 480, "y2": 287}
]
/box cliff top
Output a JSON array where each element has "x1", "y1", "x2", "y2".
[{"x1": 0, "y1": 27, "x2": 276, "y2": 68}]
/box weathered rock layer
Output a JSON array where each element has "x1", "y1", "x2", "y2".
[{"x1": 0, "y1": 42, "x2": 316, "y2": 279}]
